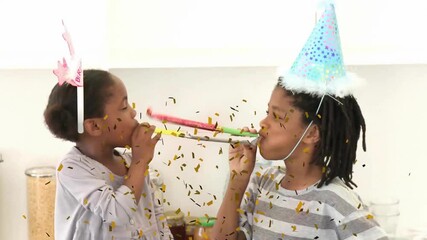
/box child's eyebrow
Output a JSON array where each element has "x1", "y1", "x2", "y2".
[{"x1": 270, "y1": 105, "x2": 287, "y2": 113}]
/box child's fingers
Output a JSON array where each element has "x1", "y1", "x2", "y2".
[{"x1": 152, "y1": 132, "x2": 161, "y2": 142}]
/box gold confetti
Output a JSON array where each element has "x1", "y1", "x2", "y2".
[
  {"x1": 57, "y1": 164, "x2": 63, "y2": 172},
  {"x1": 144, "y1": 169, "x2": 149, "y2": 176},
  {"x1": 317, "y1": 114, "x2": 321, "y2": 119},
  {"x1": 83, "y1": 199, "x2": 89, "y2": 205},
  {"x1": 219, "y1": 147, "x2": 223, "y2": 155},
  {"x1": 109, "y1": 173, "x2": 115, "y2": 182},
  {"x1": 305, "y1": 112, "x2": 309, "y2": 118},
  {"x1": 208, "y1": 117, "x2": 212, "y2": 125},
  {"x1": 303, "y1": 147, "x2": 310, "y2": 153},
  {"x1": 132, "y1": 102, "x2": 136, "y2": 109},
  {"x1": 215, "y1": 113, "x2": 220, "y2": 116},
  {"x1": 103, "y1": 114, "x2": 108, "y2": 120},
  {"x1": 175, "y1": 208, "x2": 181, "y2": 214},
  {"x1": 242, "y1": 99, "x2": 247, "y2": 102},
  {"x1": 194, "y1": 128, "x2": 198, "y2": 135},
  {"x1": 139, "y1": 230, "x2": 143, "y2": 237},
  {"x1": 291, "y1": 225, "x2": 297, "y2": 231},
  {"x1": 295, "y1": 201, "x2": 304, "y2": 213},
  {"x1": 22, "y1": 214, "x2": 27, "y2": 220},
  {"x1": 45, "y1": 181, "x2": 51, "y2": 185},
  {"x1": 161, "y1": 184, "x2": 166, "y2": 192},
  {"x1": 207, "y1": 200, "x2": 213, "y2": 206},
  {"x1": 236, "y1": 208, "x2": 244, "y2": 214},
  {"x1": 109, "y1": 221, "x2": 116, "y2": 231},
  {"x1": 256, "y1": 210, "x2": 265, "y2": 215},
  {"x1": 194, "y1": 164, "x2": 200, "y2": 172},
  {"x1": 322, "y1": 167, "x2": 326, "y2": 173},
  {"x1": 366, "y1": 214, "x2": 374, "y2": 219}
]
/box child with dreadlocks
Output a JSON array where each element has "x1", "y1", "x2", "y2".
[{"x1": 211, "y1": 4, "x2": 388, "y2": 240}]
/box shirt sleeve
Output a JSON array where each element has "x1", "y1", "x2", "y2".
[
  {"x1": 150, "y1": 180, "x2": 173, "y2": 239},
  {"x1": 238, "y1": 173, "x2": 260, "y2": 240},
  {"x1": 336, "y1": 209, "x2": 389, "y2": 240},
  {"x1": 57, "y1": 157, "x2": 138, "y2": 226}
]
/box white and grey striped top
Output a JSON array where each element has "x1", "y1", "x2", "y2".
[{"x1": 239, "y1": 166, "x2": 388, "y2": 240}]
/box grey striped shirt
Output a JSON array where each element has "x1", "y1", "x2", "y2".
[{"x1": 239, "y1": 166, "x2": 388, "y2": 240}]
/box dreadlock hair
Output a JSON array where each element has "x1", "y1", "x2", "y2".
[
  {"x1": 276, "y1": 79, "x2": 366, "y2": 189},
  {"x1": 44, "y1": 69, "x2": 115, "y2": 142}
]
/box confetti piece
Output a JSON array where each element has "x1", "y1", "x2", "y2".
[
  {"x1": 295, "y1": 201, "x2": 304, "y2": 213},
  {"x1": 366, "y1": 214, "x2": 374, "y2": 219},
  {"x1": 132, "y1": 102, "x2": 136, "y2": 109},
  {"x1": 314, "y1": 223, "x2": 319, "y2": 230},
  {"x1": 45, "y1": 181, "x2": 51, "y2": 185},
  {"x1": 242, "y1": 99, "x2": 247, "y2": 102},
  {"x1": 57, "y1": 164, "x2": 63, "y2": 172},
  {"x1": 175, "y1": 208, "x2": 181, "y2": 214},
  {"x1": 83, "y1": 199, "x2": 88, "y2": 205},
  {"x1": 22, "y1": 214, "x2": 27, "y2": 220},
  {"x1": 168, "y1": 97, "x2": 176, "y2": 104},
  {"x1": 109, "y1": 173, "x2": 114, "y2": 182},
  {"x1": 109, "y1": 221, "x2": 116, "y2": 231},
  {"x1": 303, "y1": 147, "x2": 310, "y2": 153},
  {"x1": 207, "y1": 200, "x2": 213, "y2": 206},
  {"x1": 103, "y1": 114, "x2": 108, "y2": 120},
  {"x1": 305, "y1": 112, "x2": 309, "y2": 118},
  {"x1": 219, "y1": 147, "x2": 223, "y2": 155},
  {"x1": 215, "y1": 112, "x2": 220, "y2": 116},
  {"x1": 194, "y1": 164, "x2": 200, "y2": 172},
  {"x1": 291, "y1": 225, "x2": 297, "y2": 231}
]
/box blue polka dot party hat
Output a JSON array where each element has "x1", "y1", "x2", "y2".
[{"x1": 279, "y1": 3, "x2": 362, "y2": 97}]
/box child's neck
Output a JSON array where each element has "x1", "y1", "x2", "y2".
[
  {"x1": 76, "y1": 138, "x2": 116, "y2": 163},
  {"x1": 280, "y1": 158, "x2": 323, "y2": 191}
]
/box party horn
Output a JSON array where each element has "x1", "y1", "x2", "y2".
[
  {"x1": 147, "y1": 108, "x2": 258, "y2": 138},
  {"x1": 154, "y1": 128, "x2": 256, "y2": 144}
]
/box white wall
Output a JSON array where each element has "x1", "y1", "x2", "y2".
[{"x1": 1, "y1": 65, "x2": 426, "y2": 239}]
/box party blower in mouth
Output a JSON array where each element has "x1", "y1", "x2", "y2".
[{"x1": 146, "y1": 108, "x2": 258, "y2": 144}]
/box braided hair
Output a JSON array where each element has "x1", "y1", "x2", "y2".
[{"x1": 277, "y1": 79, "x2": 366, "y2": 189}]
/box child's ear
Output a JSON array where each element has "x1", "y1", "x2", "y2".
[
  {"x1": 303, "y1": 124, "x2": 320, "y2": 144},
  {"x1": 83, "y1": 118, "x2": 103, "y2": 136}
]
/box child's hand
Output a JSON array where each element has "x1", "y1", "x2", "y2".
[
  {"x1": 131, "y1": 122, "x2": 161, "y2": 166},
  {"x1": 228, "y1": 127, "x2": 258, "y2": 181}
]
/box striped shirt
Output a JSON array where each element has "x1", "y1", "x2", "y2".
[{"x1": 239, "y1": 166, "x2": 388, "y2": 240}]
